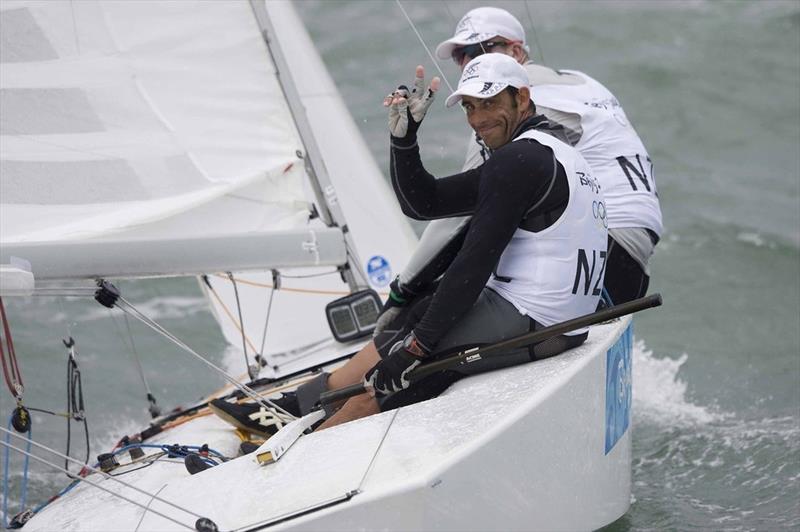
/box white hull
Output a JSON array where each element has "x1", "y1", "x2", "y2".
[{"x1": 26, "y1": 317, "x2": 633, "y2": 532}]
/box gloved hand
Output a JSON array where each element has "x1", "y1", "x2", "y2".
[
  {"x1": 364, "y1": 331, "x2": 430, "y2": 398},
  {"x1": 373, "y1": 278, "x2": 412, "y2": 337},
  {"x1": 384, "y1": 65, "x2": 441, "y2": 139}
]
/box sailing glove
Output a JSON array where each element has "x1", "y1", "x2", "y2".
[
  {"x1": 373, "y1": 278, "x2": 412, "y2": 337},
  {"x1": 364, "y1": 331, "x2": 429, "y2": 398},
  {"x1": 386, "y1": 66, "x2": 439, "y2": 141}
]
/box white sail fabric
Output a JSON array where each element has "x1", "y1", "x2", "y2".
[
  {"x1": 0, "y1": 0, "x2": 324, "y2": 276},
  {"x1": 204, "y1": 1, "x2": 419, "y2": 378},
  {"x1": 0, "y1": 0, "x2": 417, "y2": 377}
]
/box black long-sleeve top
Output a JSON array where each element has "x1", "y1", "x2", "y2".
[{"x1": 390, "y1": 115, "x2": 571, "y2": 350}]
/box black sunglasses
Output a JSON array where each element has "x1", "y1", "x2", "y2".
[{"x1": 452, "y1": 40, "x2": 509, "y2": 64}]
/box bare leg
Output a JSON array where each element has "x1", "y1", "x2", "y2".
[
  {"x1": 313, "y1": 342, "x2": 382, "y2": 430},
  {"x1": 317, "y1": 393, "x2": 380, "y2": 431},
  {"x1": 327, "y1": 341, "x2": 380, "y2": 390}
]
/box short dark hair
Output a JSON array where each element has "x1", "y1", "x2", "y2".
[{"x1": 505, "y1": 86, "x2": 536, "y2": 114}]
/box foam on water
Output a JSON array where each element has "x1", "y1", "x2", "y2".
[
  {"x1": 628, "y1": 338, "x2": 800, "y2": 528},
  {"x1": 632, "y1": 339, "x2": 727, "y2": 426}
]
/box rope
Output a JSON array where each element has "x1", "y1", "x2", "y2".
[
  {"x1": 0, "y1": 435, "x2": 198, "y2": 531},
  {"x1": 2, "y1": 416, "x2": 31, "y2": 528},
  {"x1": 210, "y1": 273, "x2": 389, "y2": 297},
  {"x1": 210, "y1": 273, "x2": 352, "y2": 296},
  {"x1": 63, "y1": 342, "x2": 90, "y2": 476},
  {"x1": 0, "y1": 298, "x2": 23, "y2": 399},
  {"x1": 115, "y1": 443, "x2": 226, "y2": 462}
]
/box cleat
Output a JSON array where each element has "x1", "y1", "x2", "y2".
[
  {"x1": 239, "y1": 441, "x2": 260, "y2": 455},
  {"x1": 184, "y1": 453, "x2": 213, "y2": 475}
]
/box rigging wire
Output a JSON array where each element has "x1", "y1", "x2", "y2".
[
  {"x1": 0, "y1": 430, "x2": 201, "y2": 531},
  {"x1": 257, "y1": 270, "x2": 278, "y2": 363},
  {"x1": 202, "y1": 276, "x2": 259, "y2": 353},
  {"x1": 114, "y1": 295, "x2": 295, "y2": 419},
  {"x1": 441, "y1": 0, "x2": 457, "y2": 23},
  {"x1": 523, "y1": 0, "x2": 547, "y2": 65},
  {"x1": 109, "y1": 311, "x2": 161, "y2": 418},
  {"x1": 227, "y1": 272, "x2": 257, "y2": 380},
  {"x1": 394, "y1": 0, "x2": 454, "y2": 93},
  {"x1": 134, "y1": 484, "x2": 167, "y2": 532},
  {"x1": 123, "y1": 313, "x2": 160, "y2": 418}
]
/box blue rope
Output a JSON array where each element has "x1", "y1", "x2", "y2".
[
  {"x1": 2, "y1": 415, "x2": 32, "y2": 528},
  {"x1": 31, "y1": 479, "x2": 79, "y2": 514},
  {"x1": 24, "y1": 441, "x2": 227, "y2": 519},
  {"x1": 115, "y1": 443, "x2": 226, "y2": 461}
]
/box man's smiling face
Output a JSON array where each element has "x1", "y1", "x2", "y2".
[{"x1": 461, "y1": 88, "x2": 530, "y2": 149}]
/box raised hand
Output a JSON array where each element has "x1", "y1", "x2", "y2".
[{"x1": 385, "y1": 65, "x2": 441, "y2": 138}]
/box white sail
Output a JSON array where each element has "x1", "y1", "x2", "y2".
[
  {"x1": 0, "y1": 0, "x2": 342, "y2": 278},
  {"x1": 0, "y1": 0, "x2": 417, "y2": 375},
  {"x1": 202, "y1": 0, "x2": 419, "y2": 378}
]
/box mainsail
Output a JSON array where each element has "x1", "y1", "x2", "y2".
[{"x1": 0, "y1": 0, "x2": 417, "y2": 376}]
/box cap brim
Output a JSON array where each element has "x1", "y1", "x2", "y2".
[
  {"x1": 445, "y1": 81, "x2": 510, "y2": 107},
  {"x1": 435, "y1": 33, "x2": 495, "y2": 60}
]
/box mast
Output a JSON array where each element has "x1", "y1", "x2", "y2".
[{"x1": 248, "y1": 0, "x2": 362, "y2": 291}]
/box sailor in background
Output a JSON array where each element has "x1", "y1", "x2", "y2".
[
  {"x1": 377, "y1": 6, "x2": 663, "y2": 337},
  {"x1": 209, "y1": 54, "x2": 607, "y2": 433}
]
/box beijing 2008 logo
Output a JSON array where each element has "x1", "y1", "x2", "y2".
[{"x1": 366, "y1": 256, "x2": 392, "y2": 287}]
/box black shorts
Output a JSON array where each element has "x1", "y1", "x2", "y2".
[{"x1": 375, "y1": 287, "x2": 587, "y2": 411}]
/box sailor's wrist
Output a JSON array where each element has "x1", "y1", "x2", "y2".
[
  {"x1": 405, "y1": 330, "x2": 431, "y2": 358},
  {"x1": 390, "y1": 129, "x2": 418, "y2": 149},
  {"x1": 389, "y1": 277, "x2": 413, "y2": 303}
]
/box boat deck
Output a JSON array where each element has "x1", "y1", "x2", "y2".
[{"x1": 28, "y1": 317, "x2": 632, "y2": 532}]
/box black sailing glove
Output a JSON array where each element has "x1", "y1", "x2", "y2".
[
  {"x1": 364, "y1": 331, "x2": 430, "y2": 398},
  {"x1": 385, "y1": 66, "x2": 440, "y2": 146}
]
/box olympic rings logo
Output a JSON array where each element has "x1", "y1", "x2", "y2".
[{"x1": 593, "y1": 200, "x2": 608, "y2": 229}]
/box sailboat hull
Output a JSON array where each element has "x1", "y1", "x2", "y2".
[{"x1": 26, "y1": 317, "x2": 632, "y2": 531}]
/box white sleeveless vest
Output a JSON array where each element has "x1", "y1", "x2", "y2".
[
  {"x1": 530, "y1": 68, "x2": 663, "y2": 237},
  {"x1": 486, "y1": 129, "x2": 608, "y2": 331}
]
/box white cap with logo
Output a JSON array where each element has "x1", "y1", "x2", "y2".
[
  {"x1": 444, "y1": 53, "x2": 531, "y2": 108},
  {"x1": 435, "y1": 7, "x2": 526, "y2": 60}
]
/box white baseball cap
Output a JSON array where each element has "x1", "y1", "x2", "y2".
[
  {"x1": 435, "y1": 7, "x2": 526, "y2": 61},
  {"x1": 444, "y1": 53, "x2": 531, "y2": 108}
]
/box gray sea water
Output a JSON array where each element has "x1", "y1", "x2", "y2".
[{"x1": 1, "y1": 0, "x2": 799, "y2": 530}]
